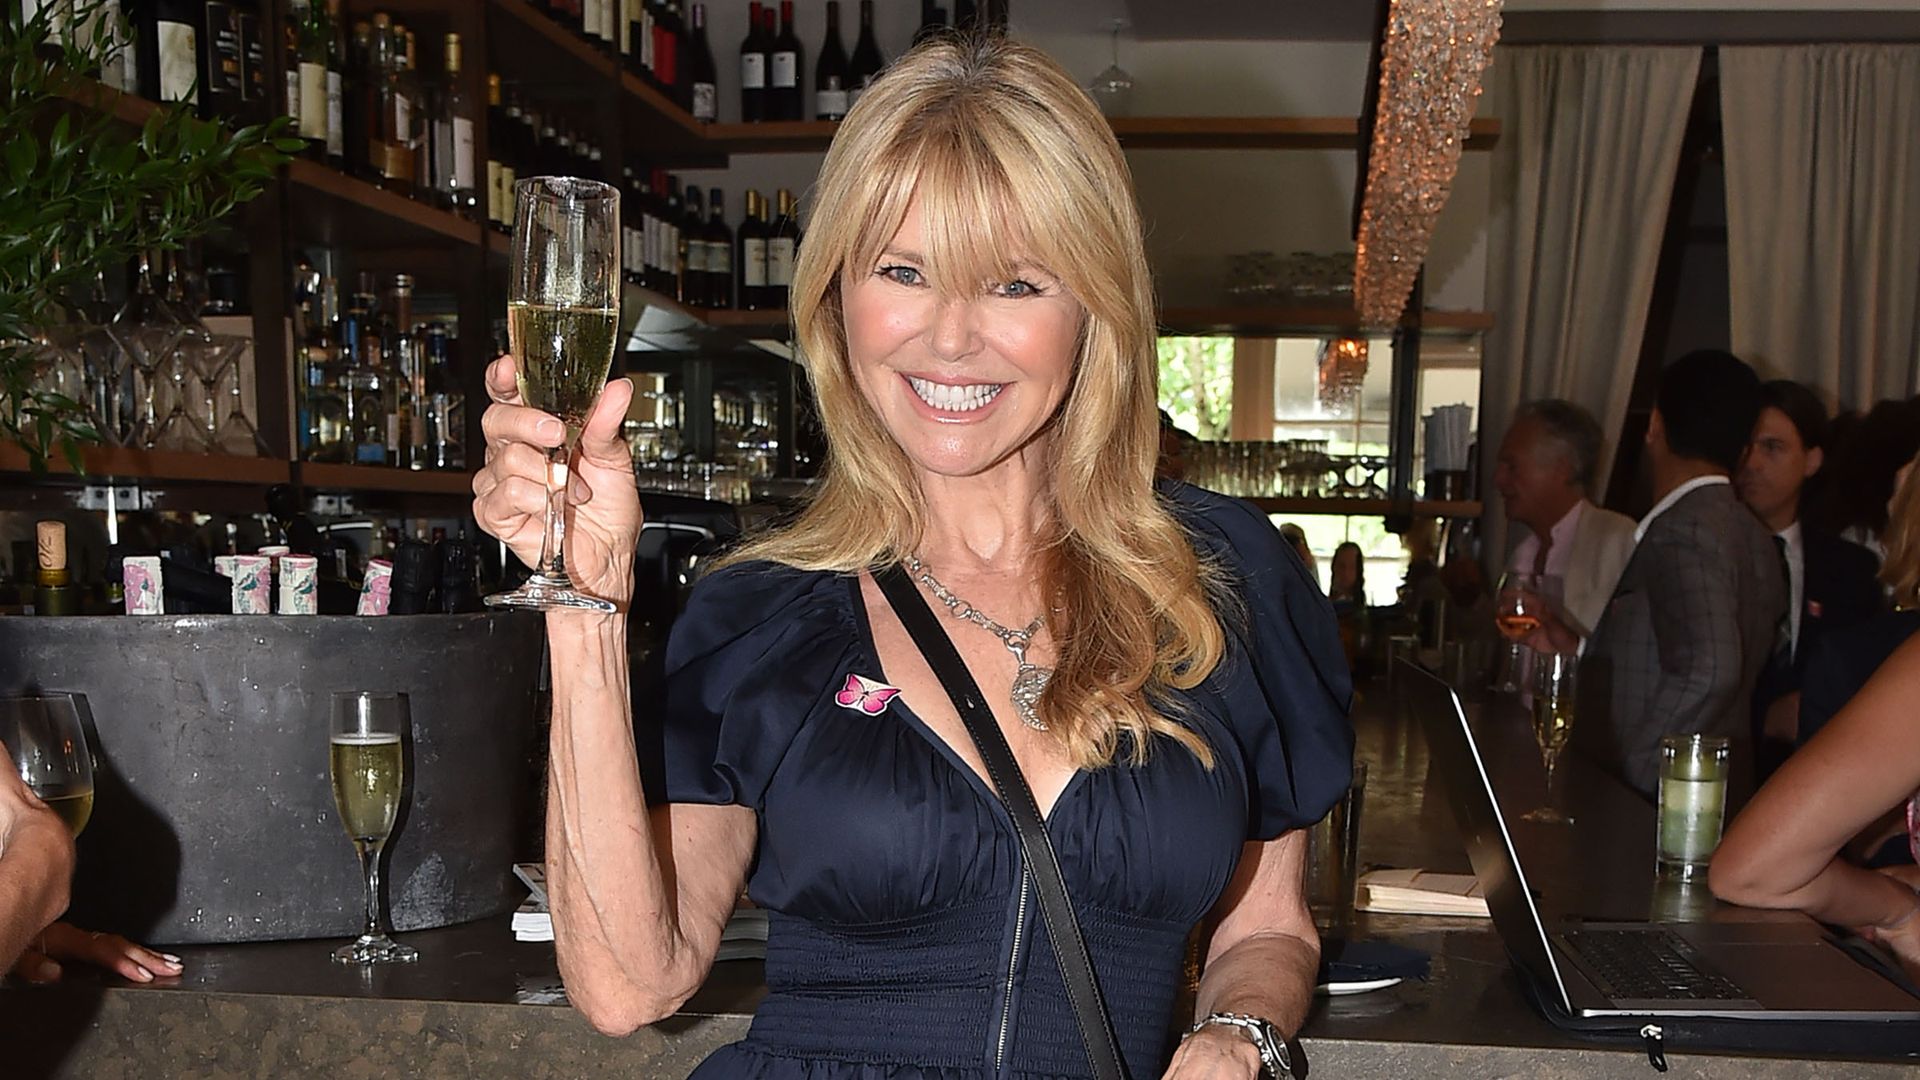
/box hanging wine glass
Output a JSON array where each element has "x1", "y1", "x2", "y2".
[{"x1": 1087, "y1": 18, "x2": 1133, "y2": 118}]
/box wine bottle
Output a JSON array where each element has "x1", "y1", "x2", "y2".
[
  {"x1": 296, "y1": 0, "x2": 329, "y2": 158},
  {"x1": 707, "y1": 188, "x2": 733, "y2": 308},
  {"x1": 485, "y1": 74, "x2": 506, "y2": 229},
  {"x1": 814, "y1": 0, "x2": 848, "y2": 121},
  {"x1": 656, "y1": 1, "x2": 682, "y2": 103},
  {"x1": 681, "y1": 184, "x2": 708, "y2": 307},
  {"x1": 664, "y1": 173, "x2": 685, "y2": 298},
  {"x1": 200, "y1": 0, "x2": 246, "y2": 119},
  {"x1": 738, "y1": 1, "x2": 766, "y2": 122},
  {"x1": 767, "y1": 188, "x2": 797, "y2": 303},
  {"x1": 623, "y1": 0, "x2": 645, "y2": 75},
  {"x1": 421, "y1": 323, "x2": 463, "y2": 469},
  {"x1": 364, "y1": 13, "x2": 396, "y2": 186},
  {"x1": 434, "y1": 33, "x2": 476, "y2": 217},
  {"x1": 737, "y1": 189, "x2": 768, "y2": 311},
  {"x1": 913, "y1": 0, "x2": 946, "y2": 45},
  {"x1": 135, "y1": 0, "x2": 200, "y2": 106},
  {"x1": 770, "y1": 0, "x2": 801, "y2": 121},
  {"x1": 685, "y1": 3, "x2": 716, "y2": 122},
  {"x1": 33, "y1": 521, "x2": 76, "y2": 617},
  {"x1": 282, "y1": 0, "x2": 304, "y2": 128},
  {"x1": 237, "y1": 0, "x2": 267, "y2": 122},
  {"x1": 847, "y1": 0, "x2": 883, "y2": 108},
  {"x1": 324, "y1": 0, "x2": 345, "y2": 167},
  {"x1": 346, "y1": 18, "x2": 375, "y2": 178}
]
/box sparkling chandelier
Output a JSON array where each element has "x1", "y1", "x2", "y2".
[
  {"x1": 1353, "y1": 0, "x2": 1503, "y2": 330},
  {"x1": 1318, "y1": 336, "x2": 1370, "y2": 410}
]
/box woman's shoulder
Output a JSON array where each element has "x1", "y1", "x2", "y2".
[
  {"x1": 1157, "y1": 480, "x2": 1294, "y2": 569},
  {"x1": 667, "y1": 560, "x2": 856, "y2": 669}
]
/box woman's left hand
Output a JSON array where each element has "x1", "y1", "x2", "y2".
[
  {"x1": 1161, "y1": 1025, "x2": 1264, "y2": 1079},
  {"x1": 10, "y1": 922, "x2": 183, "y2": 985}
]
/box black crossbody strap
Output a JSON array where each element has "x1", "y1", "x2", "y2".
[{"x1": 873, "y1": 564, "x2": 1128, "y2": 1080}]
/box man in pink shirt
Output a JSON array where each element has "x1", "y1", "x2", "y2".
[{"x1": 1494, "y1": 400, "x2": 1637, "y2": 640}]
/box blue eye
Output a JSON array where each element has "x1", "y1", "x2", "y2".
[
  {"x1": 994, "y1": 279, "x2": 1043, "y2": 299},
  {"x1": 878, "y1": 265, "x2": 924, "y2": 286}
]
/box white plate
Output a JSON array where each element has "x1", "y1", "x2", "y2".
[{"x1": 1316, "y1": 976, "x2": 1404, "y2": 996}]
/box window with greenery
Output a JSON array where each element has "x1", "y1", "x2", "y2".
[{"x1": 1155, "y1": 337, "x2": 1233, "y2": 440}]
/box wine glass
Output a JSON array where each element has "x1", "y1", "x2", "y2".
[
  {"x1": 1087, "y1": 18, "x2": 1133, "y2": 118},
  {"x1": 485, "y1": 176, "x2": 622, "y2": 613},
  {"x1": 329, "y1": 691, "x2": 417, "y2": 965},
  {"x1": 1523, "y1": 650, "x2": 1578, "y2": 825},
  {"x1": 1, "y1": 693, "x2": 96, "y2": 839},
  {"x1": 1492, "y1": 570, "x2": 1562, "y2": 693}
]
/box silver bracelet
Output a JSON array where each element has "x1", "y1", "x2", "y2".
[{"x1": 1188, "y1": 1012, "x2": 1293, "y2": 1077}]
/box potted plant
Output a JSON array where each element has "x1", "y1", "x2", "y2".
[{"x1": 1, "y1": 4, "x2": 300, "y2": 469}]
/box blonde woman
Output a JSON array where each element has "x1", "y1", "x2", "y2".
[
  {"x1": 1714, "y1": 455, "x2": 1920, "y2": 972},
  {"x1": 473, "y1": 35, "x2": 1352, "y2": 1080}
]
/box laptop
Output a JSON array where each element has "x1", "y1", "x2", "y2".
[{"x1": 1402, "y1": 661, "x2": 1920, "y2": 1021}]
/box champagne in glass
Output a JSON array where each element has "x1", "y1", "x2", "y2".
[
  {"x1": 328, "y1": 691, "x2": 417, "y2": 965},
  {"x1": 2, "y1": 693, "x2": 97, "y2": 839},
  {"x1": 486, "y1": 175, "x2": 623, "y2": 613},
  {"x1": 1522, "y1": 650, "x2": 1578, "y2": 825}
]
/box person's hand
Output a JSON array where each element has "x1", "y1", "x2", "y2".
[
  {"x1": 10, "y1": 921, "x2": 181, "y2": 985},
  {"x1": 1860, "y1": 866, "x2": 1920, "y2": 982},
  {"x1": 472, "y1": 354, "x2": 641, "y2": 608},
  {"x1": 1521, "y1": 602, "x2": 1581, "y2": 657},
  {"x1": 1160, "y1": 1024, "x2": 1263, "y2": 1079}
]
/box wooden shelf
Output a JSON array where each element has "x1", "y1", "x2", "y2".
[
  {"x1": 296, "y1": 462, "x2": 474, "y2": 496},
  {"x1": 53, "y1": 76, "x2": 163, "y2": 129},
  {"x1": 1159, "y1": 307, "x2": 1494, "y2": 336},
  {"x1": 699, "y1": 117, "x2": 1502, "y2": 157},
  {"x1": 488, "y1": 0, "x2": 616, "y2": 82},
  {"x1": 285, "y1": 159, "x2": 482, "y2": 251},
  {"x1": 0, "y1": 444, "x2": 292, "y2": 486},
  {"x1": 1243, "y1": 496, "x2": 1483, "y2": 518}
]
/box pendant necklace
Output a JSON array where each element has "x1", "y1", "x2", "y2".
[{"x1": 902, "y1": 554, "x2": 1053, "y2": 731}]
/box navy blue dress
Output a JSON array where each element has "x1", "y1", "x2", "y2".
[{"x1": 656, "y1": 483, "x2": 1354, "y2": 1079}]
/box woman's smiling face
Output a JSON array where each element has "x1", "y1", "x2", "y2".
[{"x1": 840, "y1": 195, "x2": 1085, "y2": 481}]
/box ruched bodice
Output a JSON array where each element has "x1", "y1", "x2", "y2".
[{"x1": 649, "y1": 482, "x2": 1354, "y2": 1078}]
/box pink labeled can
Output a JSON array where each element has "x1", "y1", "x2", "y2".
[
  {"x1": 278, "y1": 554, "x2": 319, "y2": 615},
  {"x1": 122, "y1": 556, "x2": 164, "y2": 616},
  {"x1": 357, "y1": 558, "x2": 394, "y2": 616},
  {"x1": 231, "y1": 555, "x2": 272, "y2": 614}
]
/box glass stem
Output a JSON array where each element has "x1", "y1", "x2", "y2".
[
  {"x1": 538, "y1": 444, "x2": 569, "y2": 580},
  {"x1": 359, "y1": 839, "x2": 386, "y2": 939}
]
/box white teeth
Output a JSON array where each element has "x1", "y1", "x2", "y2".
[{"x1": 906, "y1": 376, "x2": 1004, "y2": 413}]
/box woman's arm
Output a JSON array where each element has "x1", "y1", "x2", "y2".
[
  {"x1": 1710, "y1": 634, "x2": 1920, "y2": 930},
  {"x1": 1164, "y1": 830, "x2": 1318, "y2": 1077},
  {"x1": 544, "y1": 613, "x2": 757, "y2": 1035},
  {"x1": 0, "y1": 768, "x2": 74, "y2": 971}
]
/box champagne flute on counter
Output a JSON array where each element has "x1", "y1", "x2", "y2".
[
  {"x1": 485, "y1": 176, "x2": 622, "y2": 612},
  {"x1": 1523, "y1": 650, "x2": 1578, "y2": 825},
  {"x1": 329, "y1": 691, "x2": 417, "y2": 965},
  {"x1": 1, "y1": 694, "x2": 96, "y2": 838},
  {"x1": 1492, "y1": 570, "x2": 1562, "y2": 694}
]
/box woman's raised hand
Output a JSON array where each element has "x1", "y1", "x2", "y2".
[{"x1": 472, "y1": 354, "x2": 642, "y2": 608}]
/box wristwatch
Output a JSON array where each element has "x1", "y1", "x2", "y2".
[{"x1": 1190, "y1": 1012, "x2": 1294, "y2": 1077}]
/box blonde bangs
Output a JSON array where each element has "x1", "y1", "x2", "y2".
[{"x1": 722, "y1": 34, "x2": 1225, "y2": 772}]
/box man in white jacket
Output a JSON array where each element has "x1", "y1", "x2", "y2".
[{"x1": 1494, "y1": 399, "x2": 1637, "y2": 640}]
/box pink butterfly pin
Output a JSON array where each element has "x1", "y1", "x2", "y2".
[{"x1": 835, "y1": 674, "x2": 901, "y2": 715}]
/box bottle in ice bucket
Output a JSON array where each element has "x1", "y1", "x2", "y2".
[{"x1": 1656, "y1": 734, "x2": 1730, "y2": 880}]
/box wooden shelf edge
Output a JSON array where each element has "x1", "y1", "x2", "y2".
[
  {"x1": 488, "y1": 0, "x2": 618, "y2": 80},
  {"x1": 296, "y1": 462, "x2": 475, "y2": 496},
  {"x1": 0, "y1": 444, "x2": 292, "y2": 485},
  {"x1": 285, "y1": 159, "x2": 482, "y2": 246},
  {"x1": 1242, "y1": 496, "x2": 1483, "y2": 518}
]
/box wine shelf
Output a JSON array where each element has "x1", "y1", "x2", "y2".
[
  {"x1": 0, "y1": 445, "x2": 292, "y2": 487},
  {"x1": 285, "y1": 159, "x2": 483, "y2": 251},
  {"x1": 1243, "y1": 496, "x2": 1483, "y2": 518},
  {"x1": 295, "y1": 462, "x2": 475, "y2": 496}
]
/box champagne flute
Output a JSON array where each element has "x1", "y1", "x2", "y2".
[
  {"x1": 1, "y1": 693, "x2": 96, "y2": 838},
  {"x1": 329, "y1": 691, "x2": 417, "y2": 965},
  {"x1": 1523, "y1": 650, "x2": 1578, "y2": 825},
  {"x1": 1492, "y1": 570, "x2": 1562, "y2": 693},
  {"x1": 486, "y1": 175, "x2": 623, "y2": 612}
]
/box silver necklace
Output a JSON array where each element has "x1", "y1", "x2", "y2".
[{"x1": 903, "y1": 554, "x2": 1052, "y2": 731}]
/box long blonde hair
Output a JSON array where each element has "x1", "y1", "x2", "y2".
[
  {"x1": 721, "y1": 34, "x2": 1225, "y2": 770},
  {"x1": 1882, "y1": 457, "x2": 1920, "y2": 609}
]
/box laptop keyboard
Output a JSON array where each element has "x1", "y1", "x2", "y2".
[{"x1": 1561, "y1": 928, "x2": 1750, "y2": 1001}]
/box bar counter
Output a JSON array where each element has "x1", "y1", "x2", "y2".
[{"x1": 5, "y1": 690, "x2": 1919, "y2": 1078}]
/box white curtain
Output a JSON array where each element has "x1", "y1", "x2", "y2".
[
  {"x1": 1720, "y1": 46, "x2": 1920, "y2": 408},
  {"x1": 1479, "y1": 46, "x2": 1703, "y2": 564}
]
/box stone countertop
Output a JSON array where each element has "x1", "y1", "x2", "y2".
[{"x1": 5, "y1": 689, "x2": 1920, "y2": 1078}]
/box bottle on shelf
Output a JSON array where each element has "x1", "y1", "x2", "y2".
[
  {"x1": 707, "y1": 188, "x2": 733, "y2": 308},
  {"x1": 914, "y1": 0, "x2": 947, "y2": 45},
  {"x1": 767, "y1": 188, "x2": 798, "y2": 305},
  {"x1": 282, "y1": 0, "x2": 304, "y2": 129},
  {"x1": 421, "y1": 323, "x2": 463, "y2": 470},
  {"x1": 382, "y1": 274, "x2": 417, "y2": 469},
  {"x1": 486, "y1": 75, "x2": 512, "y2": 231},
  {"x1": 433, "y1": 33, "x2": 477, "y2": 218},
  {"x1": 815, "y1": 0, "x2": 848, "y2": 121},
  {"x1": 847, "y1": 0, "x2": 884, "y2": 108},
  {"x1": 654, "y1": 0, "x2": 682, "y2": 104},
  {"x1": 33, "y1": 521, "x2": 77, "y2": 618},
  {"x1": 295, "y1": 0, "x2": 330, "y2": 159},
  {"x1": 621, "y1": 166, "x2": 643, "y2": 285},
  {"x1": 684, "y1": 3, "x2": 717, "y2": 122},
  {"x1": 239, "y1": 0, "x2": 269, "y2": 123},
  {"x1": 324, "y1": 0, "x2": 346, "y2": 168},
  {"x1": 738, "y1": 1, "x2": 767, "y2": 123},
  {"x1": 681, "y1": 184, "x2": 707, "y2": 306},
  {"x1": 770, "y1": 0, "x2": 802, "y2": 121},
  {"x1": 623, "y1": 0, "x2": 646, "y2": 77},
  {"x1": 200, "y1": 0, "x2": 248, "y2": 120},
  {"x1": 134, "y1": 0, "x2": 200, "y2": 106},
  {"x1": 737, "y1": 189, "x2": 768, "y2": 311},
  {"x1": 397, "y1": 27, "x2": 427, "y2": 196},
  {"x1": 346, "y1": 18, "x2": 375, "y2": 178},
  {"x1": 364, "y1": 14, "x2": 400, "y2": 189},
  {"x1": 663, "y1": 173, "x2": 685, "y2": 297}
]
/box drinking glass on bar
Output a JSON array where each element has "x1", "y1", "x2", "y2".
[
  {"x1": 329, "y1": 691, "x2": 417, "y2": 965},
  {"x1": 1521, "y1": 650, "x2": 1577, "y2": 825},
  {"x1": 486, "y1": 175, "x2": 623, "y2": 612},
  {"x1": 1, "y1": 693, "x2": 96, "y2": 838},
  {"x1": 1492, "y1": 570, "x2": 1562, "y2": 694},
  {"x1": 1656, "y1": 734, "x2": 1730, "y2": 881}
]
